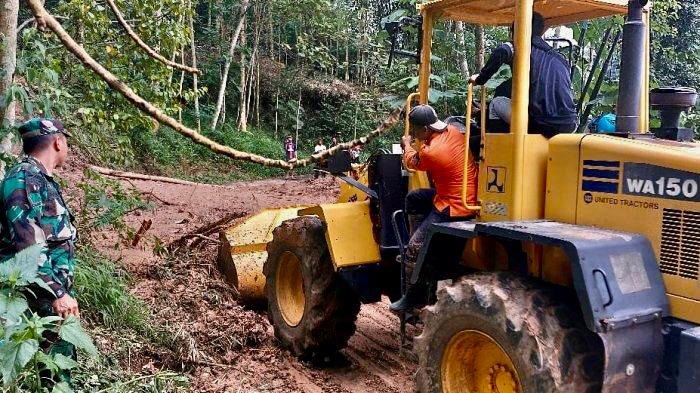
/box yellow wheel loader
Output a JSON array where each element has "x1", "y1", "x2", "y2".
[{"x1": 219, "y1": 0, "x2": 700, "y2": 391}]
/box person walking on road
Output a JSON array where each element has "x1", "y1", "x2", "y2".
[
  {"x1": 314, "y1": 138, "x2": 327, "y2": 154},
  {"x1": 0, "y1": 118, "x2": 79, "y2": 384},
  {"x1": 284, "y1": 136, "x2": 297, "y2": 162},
  {"x1": 313, "y1": 138, "x2": 327, "y2": 179}
]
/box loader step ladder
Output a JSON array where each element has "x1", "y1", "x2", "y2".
[{"x1": 391, "y1": 209, "x2": 413, "y2": 349}]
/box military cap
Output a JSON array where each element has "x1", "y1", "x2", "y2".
[{"x1": 17, "y1": 118, "x2": 72, "y2": 140}]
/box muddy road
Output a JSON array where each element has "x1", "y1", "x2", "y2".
[{"x1": 69, "y1": 164, "x2": 419, "y2": 392}]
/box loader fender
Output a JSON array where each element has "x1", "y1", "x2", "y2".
[
  {"x1": 415, "y1": 220, "x2": 670, "y2": 392},
  {"x1": 299, "y1": 200, "x2": 381, "y2": 269}
]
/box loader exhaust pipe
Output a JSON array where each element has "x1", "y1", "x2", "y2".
[{"x1": 615, "y1": 0, "x2": 648, "y2": 133}]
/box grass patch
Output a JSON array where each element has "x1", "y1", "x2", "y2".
[{"x1": 74, "y1": 246, "x2": 152, "y2": 334}]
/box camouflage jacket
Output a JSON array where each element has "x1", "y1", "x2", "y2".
[{"x1": 0, "y1": 157, "x2": 77, "y2": 298}]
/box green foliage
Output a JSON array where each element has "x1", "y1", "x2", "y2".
[
  {"x1": 0, "y1": 245, "x2": 96, "y2": 392},
  {"x1": 76, "y1": 169, "x2": 152, "y2": 242},
  {"x1": 127, "y1": 120, "x2": 291, "y2": 181},
  {"x1": 73, "y1": 247, "x2": 150, "y2": 334},
  {"x1": 9, "y1": 0, "x2": 700, "y2": 184}
]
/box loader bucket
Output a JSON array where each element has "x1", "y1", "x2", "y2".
[{"x1": 217, "y1": 207, "x2": 308, "y2": 304}]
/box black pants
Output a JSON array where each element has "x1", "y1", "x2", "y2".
[
  {"x1": 404, "y1": 189, "x2": 473, "y2": 290},
  {"x1": 404, "y1": 189, "x2": 456, "y2": 275}
]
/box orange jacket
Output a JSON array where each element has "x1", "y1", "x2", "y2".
[{"x1": 403, "y1": 124, "x2": 478, "y2": 218}]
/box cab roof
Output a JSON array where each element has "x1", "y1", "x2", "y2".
[{"x1": 418, "y1": 0, "x2": 629, "y2": 26}]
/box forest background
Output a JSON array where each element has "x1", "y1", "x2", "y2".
[
  {"x1": 1, "y1": 0, "x2": 699, "y2": 182},
  {"x1": 0, "y1": 0, "x2": 699, "y2": 390}
]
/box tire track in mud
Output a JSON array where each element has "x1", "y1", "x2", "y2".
[
  {"x1": 278, "y1": 302, "x2": 418, "y2": 393},
  {"x1": 68, "y1": 167, "x2": 419, "y2": 393}
]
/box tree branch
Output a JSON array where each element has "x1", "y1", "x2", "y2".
[
  {"x1": 24, "y1": 0, "x2": 402, "y2": 170},
  {"x1": 26, "y1": 0, "x2": 293, "y2": 169},
  {"x1": 294, "y1": 108, "x2": 402, "y2": 167},
  {"x1": 104, "y1": 0, "x2": 201, "y2": 75}
]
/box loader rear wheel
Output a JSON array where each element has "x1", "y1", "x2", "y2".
[
  {"x1": 415, "y1": 273, "x2": 604, "y2": 393},
  {"x1": 264, "y1": 216, "x2": 360, "y2": 358}
]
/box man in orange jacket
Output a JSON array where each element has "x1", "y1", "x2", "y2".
[{"x1": 390, "y1": 105, "x2": 478, "y2": 312}]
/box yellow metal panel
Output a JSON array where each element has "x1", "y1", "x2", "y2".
[
  {"x1": 575, "y1": 135, "x2": 700, "y2": 308},
  {"x1": 545, "y1": 134, "x2": 585, "y2": 223},
  {"x1": 408, "y1": 170, "x2": 431, "y2": 192},
  {"x1": 668, "y1": 294, "x2": 700, "y2": 325},
  {"x1": 479, "y1": 134, "x2": 515, "y2": 222},
  {"x1": 479, "y1": 134, "x2": 548, "y2": 221},
  {"x1": 299, "y1": 201, "x2": 381, "y2": 269},
  {"x1": 521, "y1": 135, "x2": 549, "y2": 219},
  {"x1": 664, "y1": 275, "x2": 700, "y2": 304},
  {"x1": 337, "y1": 167, "x2": 370, "y2": 203},
  {"x1": 541, "y1": 245, "x2": 573, "y2": 286}
]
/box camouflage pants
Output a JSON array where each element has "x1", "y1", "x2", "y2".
[{"x1": 27, "y1": 294, "x2": 76, "y2": 386}]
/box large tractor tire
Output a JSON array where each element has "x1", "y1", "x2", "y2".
[
  {"x1": 415, "y1": 273, "x2": 604, "y2": 393},
  {"x1": 263, "y1": 216, "x2": 360, "y2": 358}
]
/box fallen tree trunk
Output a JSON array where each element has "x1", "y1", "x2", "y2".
[
  {"x1": 293, "y1": 108, "x2": 401, "y2": 167},
  {"x1": 89, "y1": 165, "x2": 235, "y2": 189},
  {"x1": 26, "y1": 0, "x2": 292, "y2": 168},
  {"x1": 25, "y1": 0, "x2": 402, "y2": 170}
]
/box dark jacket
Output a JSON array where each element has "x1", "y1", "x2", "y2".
[{"x1": 475, "y1": 37, "x2": 577, "y2": 136}]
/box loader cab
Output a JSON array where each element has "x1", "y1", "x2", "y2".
[{"x1": 403, "y1": 0, "x2": 650, "y2": 222}]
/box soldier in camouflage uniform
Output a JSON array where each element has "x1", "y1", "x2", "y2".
[{"x1": 0, "y1": 118, "x2": 78, "y2": 383}]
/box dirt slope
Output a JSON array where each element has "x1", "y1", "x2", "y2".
[{"x1": 66, "y1": 164, "x2": 418, "y2": 392}]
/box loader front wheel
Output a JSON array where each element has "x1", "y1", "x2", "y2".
[
  {"x1": 415, "y1": 273, "x2": 604, "y2": 393},
  {"x1": 264, "y1": 216, "x2": 360, "y2": 358}
]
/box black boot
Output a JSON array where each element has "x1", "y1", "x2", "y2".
[{"x1": 390, "y1": 283, "x2": 428, "y2": 313}]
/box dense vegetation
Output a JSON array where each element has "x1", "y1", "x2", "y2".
[
  {"x1": 0, "y1": 0, "x2": 699, "y2": 390},
  {"x1": 2, "y1": 0, "x2": 698, "y2": 181}
]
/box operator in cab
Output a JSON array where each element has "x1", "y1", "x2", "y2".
[
  {"x1": 469, "y1": 12, "x2": 577, "y2": 137},
  {"x1": 390, "y1": 105, "x2": 478, "y2": 313}
]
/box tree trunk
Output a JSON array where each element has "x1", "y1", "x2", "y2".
[
  {"x1": 344, "y1": 30, "x2": 350, "y2": 81},
  {"x1": 245, "y1": 6, "x2": 260, "y2": 124},
  {"x1": 255, "y1": 59, "x2": 260, "y2": 126},
  {"x1": 210, "y1": 0, "x2": 250, "y2": 129},
  {"x1": 0, "y1": 0, "x2": 19, "y2": 128},
  {"x1": 238, "y1": 20, "x2": 247, "y2": 133},
  {"x1": 188, "y1": 7, "x2": 201, "y2": 131},
  {"x1": 455, "y1": 21, "x2": 470, "y2": 78},
  {"x1": 295, "y1": 90, "x2": 301, "y2": 151},
  {"x1": 476, "y1": 25, "x2": 485, "y2": 71},
  {"x1": 178, "y1": 45, "x2": 186, "y2": 122},
  {"x1": 274, "y1": 89, "x2": 279, "y2": 140},
  {"x1": 267, "y1": 0, "x2": 274, "y2": 59}
]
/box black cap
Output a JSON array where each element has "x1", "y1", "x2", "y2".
[
  {"x1": 18, "y1": 118, "x2": 71, "y2": 140},
  {"x1": 408, "y1": 105, "x2": 448, "y2": 131}
]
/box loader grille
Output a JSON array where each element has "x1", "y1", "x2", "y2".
[{"x1": 660, "y1": 209, "x2": 700, "y2": 279}]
